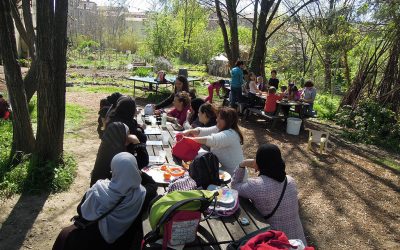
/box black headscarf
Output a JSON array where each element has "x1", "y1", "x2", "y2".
[
  {"x1": 256, "y1": 144, "x2": 286, "y2": 182},
  {"x1": 107, "y1": 92, "x2": 123, "y2": 107},
  {"x1": 107, "y1": 96, "x2": 146, "y2": 143},
  {"x1": 189, "y1": 98, "x2": 205, "y2": 124}
]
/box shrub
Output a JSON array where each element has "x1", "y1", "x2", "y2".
[
  {"x1": 116, "y1": 33, "x2": 139, "y2": 53},
  {"x1": 335, "y1": 100, "x2": 400, "y2": 152},
  {"x1": 313, "y1": 94, "x2": 340, "y2": 120},
  {"x1": 154, "y1": 57, "x2": 173, "y2": 72},
  {"x1": 132, "y1": 67, "x2": 152, "y2": 77},
  {"x1": 77, "y1": 40, "x2": 100, "y2": 53}
]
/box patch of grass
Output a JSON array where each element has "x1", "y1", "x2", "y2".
[
  {"x1": 67, "y1": 85, "x2": 134, "y2": 95},
  {"x1": 0, "y1": 153, "x2": 78, "y2": 197},
  {"x1": 65, "y1": 103, "x2": 88, "y2": 132},
  {"x1": 0, "y1": 98, "x2": 84, "y2": 198},
  {"x1": 29, "y1": 96, "x2": 88, "y2": 132},
  {"x1": 0, "y1": 120, "x2": 13, "y2": 176},
  {"x1": 371, "y1": 157, "x2": 400, "y2": 172}
]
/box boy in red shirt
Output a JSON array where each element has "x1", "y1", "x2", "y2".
[{"x1": 264, "y1": 87, "x2": 282, "y2": 115}]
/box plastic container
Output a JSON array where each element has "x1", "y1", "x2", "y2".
[
  {"x1": 286, "y1": 117, "x2": 302, "y2": 135},
  {"x1": 161, "y1": 113, "x2": 167, "y2": 127}
]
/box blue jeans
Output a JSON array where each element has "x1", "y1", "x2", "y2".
[{"x1": 230, "y1": 87, "x2": 242, "y2": 108}]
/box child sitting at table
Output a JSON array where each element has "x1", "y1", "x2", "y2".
[
  {"x1": 167, "y1": 91, "x2": 191, "y2": 127},
  {"x1": 264, "y1": 87, "x2": 282, "y2": 115},
  {"x1": 279, "y1": 86, "x2": 288, "y2": 98},
  {"x1": 288, "y1": 85, "x2": 301, "y2": 101},
  {"x1": 248, "y1": 72, "x2": 261, "y2": 108},
  {"x1": 257, "y1": 76, "x2": 266, "y2": 92}
]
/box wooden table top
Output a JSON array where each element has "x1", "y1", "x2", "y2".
[{"x1": 138, "y1": 112, "x2": 270, "y2": 249}]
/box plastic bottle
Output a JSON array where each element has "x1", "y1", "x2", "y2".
[{"x1": 161, "y1": 113, "x2": 167, "y2": 127}]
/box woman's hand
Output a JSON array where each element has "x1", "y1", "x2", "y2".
[
  {"x1": 181, "y1": 128, "x2": 200, "y2": 137},
  {"x1": 239, "y1": 159, "x2": 258, "y2": 171},
  {"x1": 127, "y1": 134, "x2": 140, "y2": 145}
]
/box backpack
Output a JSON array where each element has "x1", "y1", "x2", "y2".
[
  {"x1": 189, "y1": 152, "x2": 221, "y2": 189},
  {"x1": 143, "y1": 190, "x2": 217, "y2": 250}
]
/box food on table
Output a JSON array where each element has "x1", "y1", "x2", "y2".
[
  {"x1": 163, "y1": 172, "x2": 171, "y2": 181},
  {"x1": 161, "y1": 165, "x2": 167, "y2": 171}
]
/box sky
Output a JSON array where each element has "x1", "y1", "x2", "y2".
[
  {"x1": 91, "y1": 0, "x2": 256, "y2": 13},
  {"x1": 91, "y1": 0, "x2": 154, "y2": 12}
]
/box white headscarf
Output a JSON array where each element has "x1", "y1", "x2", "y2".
[{"x1": 81, "y1": 152, "x2": 146, "y2": 243}]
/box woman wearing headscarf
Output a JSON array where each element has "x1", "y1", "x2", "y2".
[
  {"x1": 107, "y1": 96, "x2": 149, "y2": 169},
  {"x1": 231, "y1": 144, "x2": 307, "y2": 245},
  {"x1": 53, "y1": 152, "x2": 157, "y2": 250},
  {"x1": 91, "y1": 122, "x2": 133, "y2": 186}
]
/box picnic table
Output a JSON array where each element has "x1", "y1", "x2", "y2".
[
  {"x1": 137, "y1": 112, "x2": 271, "y2": 249},
  {"x1": 127, "y1": 76, "x2": 200, "y2": 96}
]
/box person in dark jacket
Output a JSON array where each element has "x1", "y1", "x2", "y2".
[
  {"x1": 53, "y1": 153, "x2": 157, "y2": 250},
  {"x1": 155, "y1": 75, "x2": 189, "y2": 109},
  {"x1": 107, "y1": 96, "x2": 149, "y2": 169},
  {"x1": 97, "y1": 92, "x2": 123, "y2": 138},
  {"x1": 90, "y1": 122, "x2": 139, "y2": 186}
]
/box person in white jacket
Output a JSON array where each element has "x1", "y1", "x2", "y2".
[{"x1": 182, "y1": 107, "x2": 244, "y2": 175}]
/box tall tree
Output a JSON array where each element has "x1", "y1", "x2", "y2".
[
  {"x1": 10, "y1": 0, "x2": 39, "y2": 102},
  {"x1": 249, "y1": 0, "x2": 315, "y2": 77},
  {"x1": 35, "y1": 0, "x2": 68, "y2": 162},
  {"x1": 0, "y1": 0, "x2": 35, "y2": 155},
  {"x1": 214, "y1": 0, "x2": 240, "y2": 67}
]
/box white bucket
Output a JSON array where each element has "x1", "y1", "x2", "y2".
[{"x1": 286, "y1": 117, "x2": 302, "y2": 135}]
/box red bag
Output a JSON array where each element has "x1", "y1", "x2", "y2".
[
  {"x1": 3, "y1": 111, "x2": 10, "y2": 120},
  {"x1": 241, "y1": 230, "x2": 314, "y2": 250},
  {"x1": 172, "y1": 134, "x2": 201, "y2": 162}
]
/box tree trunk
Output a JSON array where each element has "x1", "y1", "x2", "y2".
[
  {"x1": 215, "y1": 0, "x2": 232, "y2": 66},
  {"x1": 249, "y1": 0, "x2": 274, "y2": 75},
  {"x1": 248, "y1": 0, "x2": 259, "y2": 61},
  {"x1": 324, "y1": 53, "x2": 332, "y2": 92},
  {"x1": 226, "y1": 0, "x2": 239, "y2": 64},
  {"x1": 35, "y1": 0, "x2": 68, "y2": 163},
  {"x1": 0, "y1": 0, "x2": 36, "y2": 155},
  {"x1": 343, "y1": 51, "x2": 351, "y2": 87},
  {"x1": 377, "y1": 28, "x2": 400, "y2": 112}
]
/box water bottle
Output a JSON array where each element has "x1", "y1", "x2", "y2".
[{"x1": 161, "y1": 113, "x2": 167, "y2": 127}]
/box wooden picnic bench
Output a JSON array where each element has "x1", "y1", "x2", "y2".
[{"x1": 137, "y1": 112, "x2": 271, "y2": 249}]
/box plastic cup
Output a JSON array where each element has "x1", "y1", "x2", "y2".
[
  {"x1": 161, "y1": 131, "x2": 169, "y2": 145},
  {"x1": 151, "y1": 116, "x2": 157, "y2": 127},
  {"x1": 159, "y1": 150, "x2": 166, "y2": 160}
]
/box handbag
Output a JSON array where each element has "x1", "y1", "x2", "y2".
[
  {"x1": 264, "y1": 176, "x2": 287, "y2": 220},
  {"x1": 172, "y1": 134, "x2": 201, "y2": 162},
  {"x1": 71, "y1": 196, "x2": 125, "y2": 230}
]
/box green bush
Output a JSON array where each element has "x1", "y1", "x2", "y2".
[
  {"x1": 132, "y1": 67, "x2": 152, "y2": 77},
  {"x1": 313, "y1": 94, "x2": 340, "y2": 120},
  {"x1": 335, "y1": 100, "x2": 400, "y2": 152},
  {"x1": 77, "y1": 40, "x2": 100, "y2": 52}
]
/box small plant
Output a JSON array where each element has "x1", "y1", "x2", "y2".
[
  {"x1": 17, "y1": 58, "x2": 31, "y2": 67},
  {"x1": 154, "y1": 57, "x2": 173, "y2": 72},
  {"x1": 132, "y1": 67, "x2": 152, "y2": 77}
]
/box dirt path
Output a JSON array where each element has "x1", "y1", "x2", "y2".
[{"x1": 0, "y1": 88, "x2": 399, "y2": 249}]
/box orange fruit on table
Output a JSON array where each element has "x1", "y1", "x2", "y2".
[
  {"x1": 161, "y1": 165, "x2": 168, "y2": 171},
  {"x1": 163, "y1": 172, "x2": 171, "y2": 181}
]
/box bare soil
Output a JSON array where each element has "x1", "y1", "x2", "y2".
[{"x1": 0, "y1": 67, "x2": 399, "y2": 249}]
